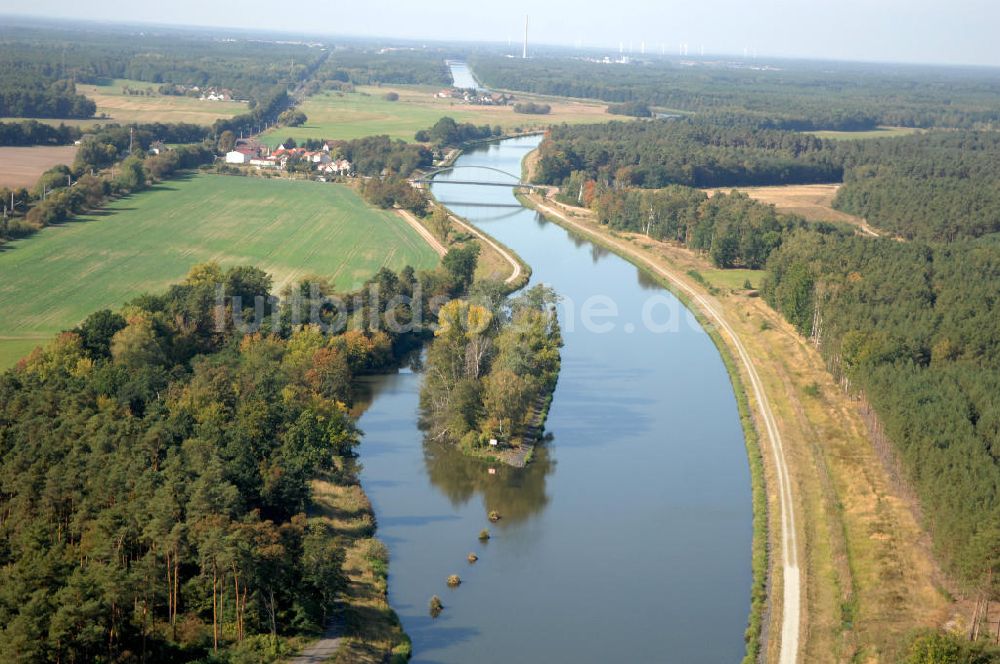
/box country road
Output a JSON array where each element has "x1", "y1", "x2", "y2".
[
  {"x1": 530, "y1": 197, "x2": 801, "y2": 664},
  {"x1": 398, "y1": 206, "x2": 522, "y2": 285},
  {"x1": 447, "y1": 213, "x2": 523, "y2": 285},
  {"x1": 287, "y1": 619, "x2": 342, "y2": 664},
  {"x1": 396, "y1": 209, "x2": 447, "y2": 257}
]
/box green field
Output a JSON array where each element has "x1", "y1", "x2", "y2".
[
  {"x1": 701, "y1": 268, "x2": 764, "y2": 290},
  {"x1": 0, "y1": 174, "x2": 438, "y2": 367},
  {"x1": 260, "y1": 85, "x2": 610, "y2": 146},
  {"x1": 807, "y1": 126, "x2": 921, "y2": 140}
]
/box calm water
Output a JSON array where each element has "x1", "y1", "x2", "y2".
[
  {"x1": 447, "y1": 61, "x2": 482, "y2": 90},
  {"x1": 354, "y1": 136, "x2": 752, "y2": 663}
]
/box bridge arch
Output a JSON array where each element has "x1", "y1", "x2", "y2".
[{"x1": 415, "y1": 164, "x2": 525, "y2": 183}]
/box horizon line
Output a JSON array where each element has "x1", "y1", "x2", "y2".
[{"x1": 3, "y1": 11, "x2": 1000, "y2": 72}]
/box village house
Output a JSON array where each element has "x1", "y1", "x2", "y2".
[
  {"x1": 225, "y1": 150, "x2": 251, "y2": 164},
  {"x1": 303, "y1": 151, "x2": 332, "y2": 165},
  {"x1": 224, "y1": 140, "x2": 353, "y2": 175},
  {"x1": 249, "y1": 156, "x2": 280, "y2": 169},
  {"x1": 200, "y1": 87, "x2": 234, "y2": 102},
  {"x1": 318, "y1": 159, "x2": 353, "y2": 176}
]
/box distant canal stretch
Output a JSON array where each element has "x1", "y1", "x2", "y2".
[
  {"x1": 354, "y1": 136, "x2": 753, "y2": 663},
  {"x1": 447, "y1": 60, "x2": 483, "y2": 90}
]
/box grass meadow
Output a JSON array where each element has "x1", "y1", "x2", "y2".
[
  {"x1": 807, "y1": 126, "x2": 920, "y2": 140},
  {"x1": 701, "y1": 267, "x2": 764, "y2": 291},
  {"x1": 260, "y1": 85, "x2": 610, "y2": 146},
  {"x1": 0, "y1": 173, "x2": 439, "y2": 367}
]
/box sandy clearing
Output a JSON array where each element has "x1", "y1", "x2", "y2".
[
  {"x1": 704, "y1": 183, "x2": 881, "y2": 237},
  {"x1": 0, "y1": 145, "x2": 78, "y2": 189}
]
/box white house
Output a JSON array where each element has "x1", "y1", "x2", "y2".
[
  {"x1": 225, "y1": 151, "x2": 251, "y2": 164},
  {"x1": 304, "y1": 151, "x2": 331, "y2": 165},
  {"x1": 249, "y1": 157, "x2": 279, "y2": 169},
  {"x1": 319, "y1": 159, "x2": 353, "y2": 176}
]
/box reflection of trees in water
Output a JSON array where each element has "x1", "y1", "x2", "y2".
[
  {"x1": 555, "y1": 221, "x2": 612, "y2": 263},
  {"x1": 423, "y1": 439, "x2": 555, "y2": 527},
  {"x1": 352, "y1": 371, "x2": 555, "y2": 527},
  {"x1": 349, "y1": 378, "x2": 378, "y2": 418},
  {"x1": 590, "y1": 244, "x2": 610, "y2": 263},
  {"x1": 565, "y1": 227, "x2": 588, "y2": 249},
  {"x1": 635, "y1": 265, "x2": 662, "y2": 291},
  {"x1": 349, "y1": 354, "x2": 423, "y2": 417}
]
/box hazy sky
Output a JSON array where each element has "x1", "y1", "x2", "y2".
[{"x1": 6, "y1": 0, "x2": 998, "y2": 67}]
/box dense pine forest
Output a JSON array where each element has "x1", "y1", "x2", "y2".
[
  {"x1": 471, "y1": 54, "x2": 1000, "y2": 130},
  {"x1": 0, "y1": 23, "x2": 326, "y2": 107},
  {"x1": 0, "y1": 249, "x2": 490, "y2": 661},
  {"x1": 0, "y1": 78, "x2": 94, "y2": 119},
  {"x1": 764, "y1": 233, "x2": 1000, "y2": 592},
  {"x1": 538, "y1": 120, "x2": 1000, "y2": 241},
  {"x1": 831, "y1": 131, "x2": 1000, "y2": 241},
  {"x1": 308, "y1": 49, "x2": 451, "y2": 90},
  {"x1": 0, "y1": 120, "x2": 82, "y2": 146},
  {"x1": 536, "y1": 119, "x2": 842, "y2": 189},
  {"x1": 0, "y1": 22, "x2": 449, "y2": 122}
]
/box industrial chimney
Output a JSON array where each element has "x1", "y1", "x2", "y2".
[{"x1": 523, "y1": 15, "x2": 528, "y2": 59}]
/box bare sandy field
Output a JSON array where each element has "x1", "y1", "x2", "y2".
[
  {"x1": 704, "y1": 183, "x2": 882, "y2": 235},
  {"x1": 0, "y1": 145, "x2": 78, "y2": 189}
]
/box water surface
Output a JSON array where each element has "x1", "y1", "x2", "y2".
[
  {"x1": 447, "y1": 61, "x2": 482, "y2": 90},
  {"x1": 355, "y1": 136, "x2": 752, "y2": 663}
]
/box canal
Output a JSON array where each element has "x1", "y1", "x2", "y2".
[
  {"x1": 353, "y1": 135, "x2": 753, "y2": 663},
  {"x1": 445, "y1": 61, "x2": 482, "y2": 90}
]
